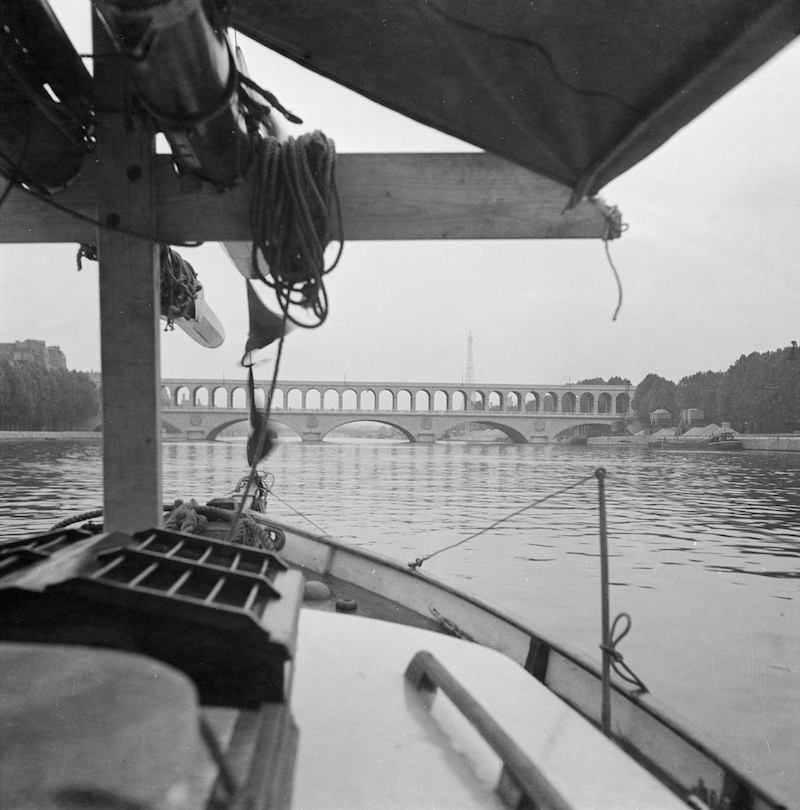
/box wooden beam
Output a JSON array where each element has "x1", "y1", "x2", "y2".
[
  {"x1": 0, "y1": 153, "x2": 618, "y2": 245},
  {"x1": 94, "y1": 20, "x2": 162, "y2": 533}
]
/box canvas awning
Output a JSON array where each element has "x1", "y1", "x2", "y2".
[{"x1": 231, "y1": 0, "x2": 800, "y2": 201}]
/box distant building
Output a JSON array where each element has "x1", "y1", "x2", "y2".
[
  {"x1": 680, "y1": 407, "x2": 705, "y2": 427},
  {"x1": 650, "y1": 408, "x2": 673, "y2": 427},
  {"x1": 45, "y1": 345, "x2": 67, "y2": 370},
  {"x1": 0, "y1": 339, "x2": 68, "y2": 370}
]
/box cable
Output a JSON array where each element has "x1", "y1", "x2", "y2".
[
  {"x1": 408, "y1": 472, "x2": 597, "y2": 570},
  {"x1": 0, "y1": 122, "x2": 31, "y2": 212},
  {"x1": 7, "y1": 180, "x2": 204, "y2": 248},
  {"x1": 267, "y1": 489, "x2": 330, "y2": 536}
]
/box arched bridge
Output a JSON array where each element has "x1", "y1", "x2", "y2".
[{"x1": 152, "y1": 379, "x2": 633, "y2": 443}]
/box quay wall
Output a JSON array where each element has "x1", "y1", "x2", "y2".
[
  {"x1": 740, "y1": 435, "x2": 800, "y2": 452},
  {"x1": 587, "y1": 435, "x2": 800, "y2": 452},
  {"x1": 0, "y1": 431, "x2": 101, "y2": 441}
]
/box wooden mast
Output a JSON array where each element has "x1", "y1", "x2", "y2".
[{"x1": 93, "y1": 16, "x2": 162, "y2": 532}]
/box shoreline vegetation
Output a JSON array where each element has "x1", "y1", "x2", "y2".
[
  {"x1": 0, "y1": 361, "x2": 99, "y2": 431},
  {"x1": 632, "y1": 343, "x2": 800, "y2": 434}
]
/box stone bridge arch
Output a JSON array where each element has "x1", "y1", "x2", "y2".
[
  {"x1": 205, "y1": 417, "x2": 251, "y2": 441},
  {"x1": 317, "y1": 416, "x2": 417, "y2": 442},
  {"x1": 446, "y1": 419, "x2": 528, "y2": 444},
  {"x1": 552, "y1": 422, "x2": 613, "y2": 442}
]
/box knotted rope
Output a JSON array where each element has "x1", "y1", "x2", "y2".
[{"x1": 600, "y1": 612, "x2": 648, "y2": 694}]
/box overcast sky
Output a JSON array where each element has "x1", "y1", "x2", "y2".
[{"x1": 2, "y1": 6, "x2": 799, "y2": 386}]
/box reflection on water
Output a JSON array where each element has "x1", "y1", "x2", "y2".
[{"x1": 1, "y1": 438, "x2": 799, "y2": 802}]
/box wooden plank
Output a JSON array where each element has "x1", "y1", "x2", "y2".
[
  {"x1": 94, "y1": 20, "x2": 162, "y2": 533},
  {"x1": 0, "y1": 153, "x2": 618, "y2": 245},
  {"x1": 332, "y1": 152, "x2": 616, "y2": 241}
]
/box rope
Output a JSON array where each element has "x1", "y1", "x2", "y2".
[
  {"x1": 51, "y1": 502, "x2": 280, "y2": 551},
  {"x1": 249, "y1": 132, "x2": 343, "y2": 328},
  {"x1": 76, "y1": 242, "x2": 97, "y2": 271},
  {"x1": 50, "y1": 508, "x2": 105, "y2": 531},
  {"x1": 224, "y1": 324, "x2": 287, "y2": 544},
  {"x1": 408, "y1": 472, "x2": 597, "y2": 570},
  {"x1": 199, "y1": 715, "x2": 238, "y2": 800},
  {"x1": 163, "y1": 499, "x2": 208, "y2": 534},
  {"x1": 267, "y1": 489, "x2": 330, "y2": 536},
  {"x1": 430, "y1": 606, "x2": 474, "y2": 641},
  {"x1": 239, "y1": 74, "x2": 303, "y2": 126},
  {"x1": 160, "y1": 245, "x2": 201, "y2": 329},
  {"x1": 599, "y1": 612, "x2": 649, "y2": 693},
  {"x1": 603, "y1": 209, "x2": 628, "y2": 322}
]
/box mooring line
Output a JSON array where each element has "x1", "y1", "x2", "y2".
[
  {"x1": 268, "y1": 489, "x2": 331, "y2": 536},
  {"x1": 408, "y1": 471, "x2": 598, "y2": 570}
]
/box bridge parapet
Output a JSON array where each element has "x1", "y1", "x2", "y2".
[{"x1": 161, "y1": 378, "x2": 634, "y2": 417}]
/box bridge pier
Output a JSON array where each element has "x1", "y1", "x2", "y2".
[
  {"x1": 301, "y1": 432, "x2": 322, "y2": 442},
  {"x1": 414, "y1": 432, "x2": 436, "y2": 443}
]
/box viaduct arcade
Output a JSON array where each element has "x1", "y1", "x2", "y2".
[{"x1": 155, "y1": 379, "x2": 633, "y2": 443}]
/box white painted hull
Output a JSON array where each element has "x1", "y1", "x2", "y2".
[{"x1": 255, "y1": 513, "x2": 783, "y2": 810}]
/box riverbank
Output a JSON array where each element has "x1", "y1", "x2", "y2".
[
  {"x1": 588, "y1": 434, "x2": 800, "y2": 451},
  {"x1": 3, "y1": 430, "x2": 799, "y2": 451},
  {"x1": 0, "y1": 431, "x2": 101, "y2": 441}
]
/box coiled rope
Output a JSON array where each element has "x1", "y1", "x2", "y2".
[
  {"x1": 160, "y1": 245, "x2": 201, "y2": 329},
  {"x1": 50, "y1": 501, "x2": 281, "y2": 552},
  {"x1": 249, "y1": 132, "x2": 343, "y2": 328},
  {"x1": 408, "y1": 471, "x2": 597, "y2": 570},
  {"x1": 74, "y1": 242, "x2": 202, "y2": 330}
]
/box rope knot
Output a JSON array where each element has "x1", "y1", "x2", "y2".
[{"x1": 600, "y1": 612, "x2": 648, "y2": 694}]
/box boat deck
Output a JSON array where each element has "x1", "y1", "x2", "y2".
[{"x1": 288, "y1": 610, "x2": 687, "y2": 810}]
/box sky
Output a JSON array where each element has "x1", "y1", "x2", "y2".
[{"x1": 1, "y1": 5, "x2": 799, "y2": 387}]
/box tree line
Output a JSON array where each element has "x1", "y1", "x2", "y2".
[
  {"x1": 632, "y1": 343, "x2": 800, "y2": 433},
  {"x1": 0, "y1": 361, "x2": 99, "y2": 430}
]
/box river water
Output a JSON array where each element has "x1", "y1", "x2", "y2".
[{"x1": 1, "y1": 437, "x2": 799, "y2": 804}]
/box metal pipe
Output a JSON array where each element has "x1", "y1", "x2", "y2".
[
  {"x1": 596, "y1": 466, "x2": 612, "y2": 736},
  {"x1": 93, "y1": 0, "x2": 252, "y2": 188}
]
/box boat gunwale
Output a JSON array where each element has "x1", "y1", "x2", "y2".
[{"x1": 256, "y1": 512, "x2": 787, "y2": 809}]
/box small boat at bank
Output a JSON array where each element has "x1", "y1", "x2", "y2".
[
  {"x1": 659, "y1": 430, "x2": 745, "y2": 452},
  {"x1": 1, "y1": 1, "x2": 797, "y2": 808},
  {"x1": 705, "y1": 431, "x2": 745, "y2": 451}
]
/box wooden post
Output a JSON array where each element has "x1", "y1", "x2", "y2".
[{"x1": 93, "y1": 17, "x2": 162, "y2": 532}]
